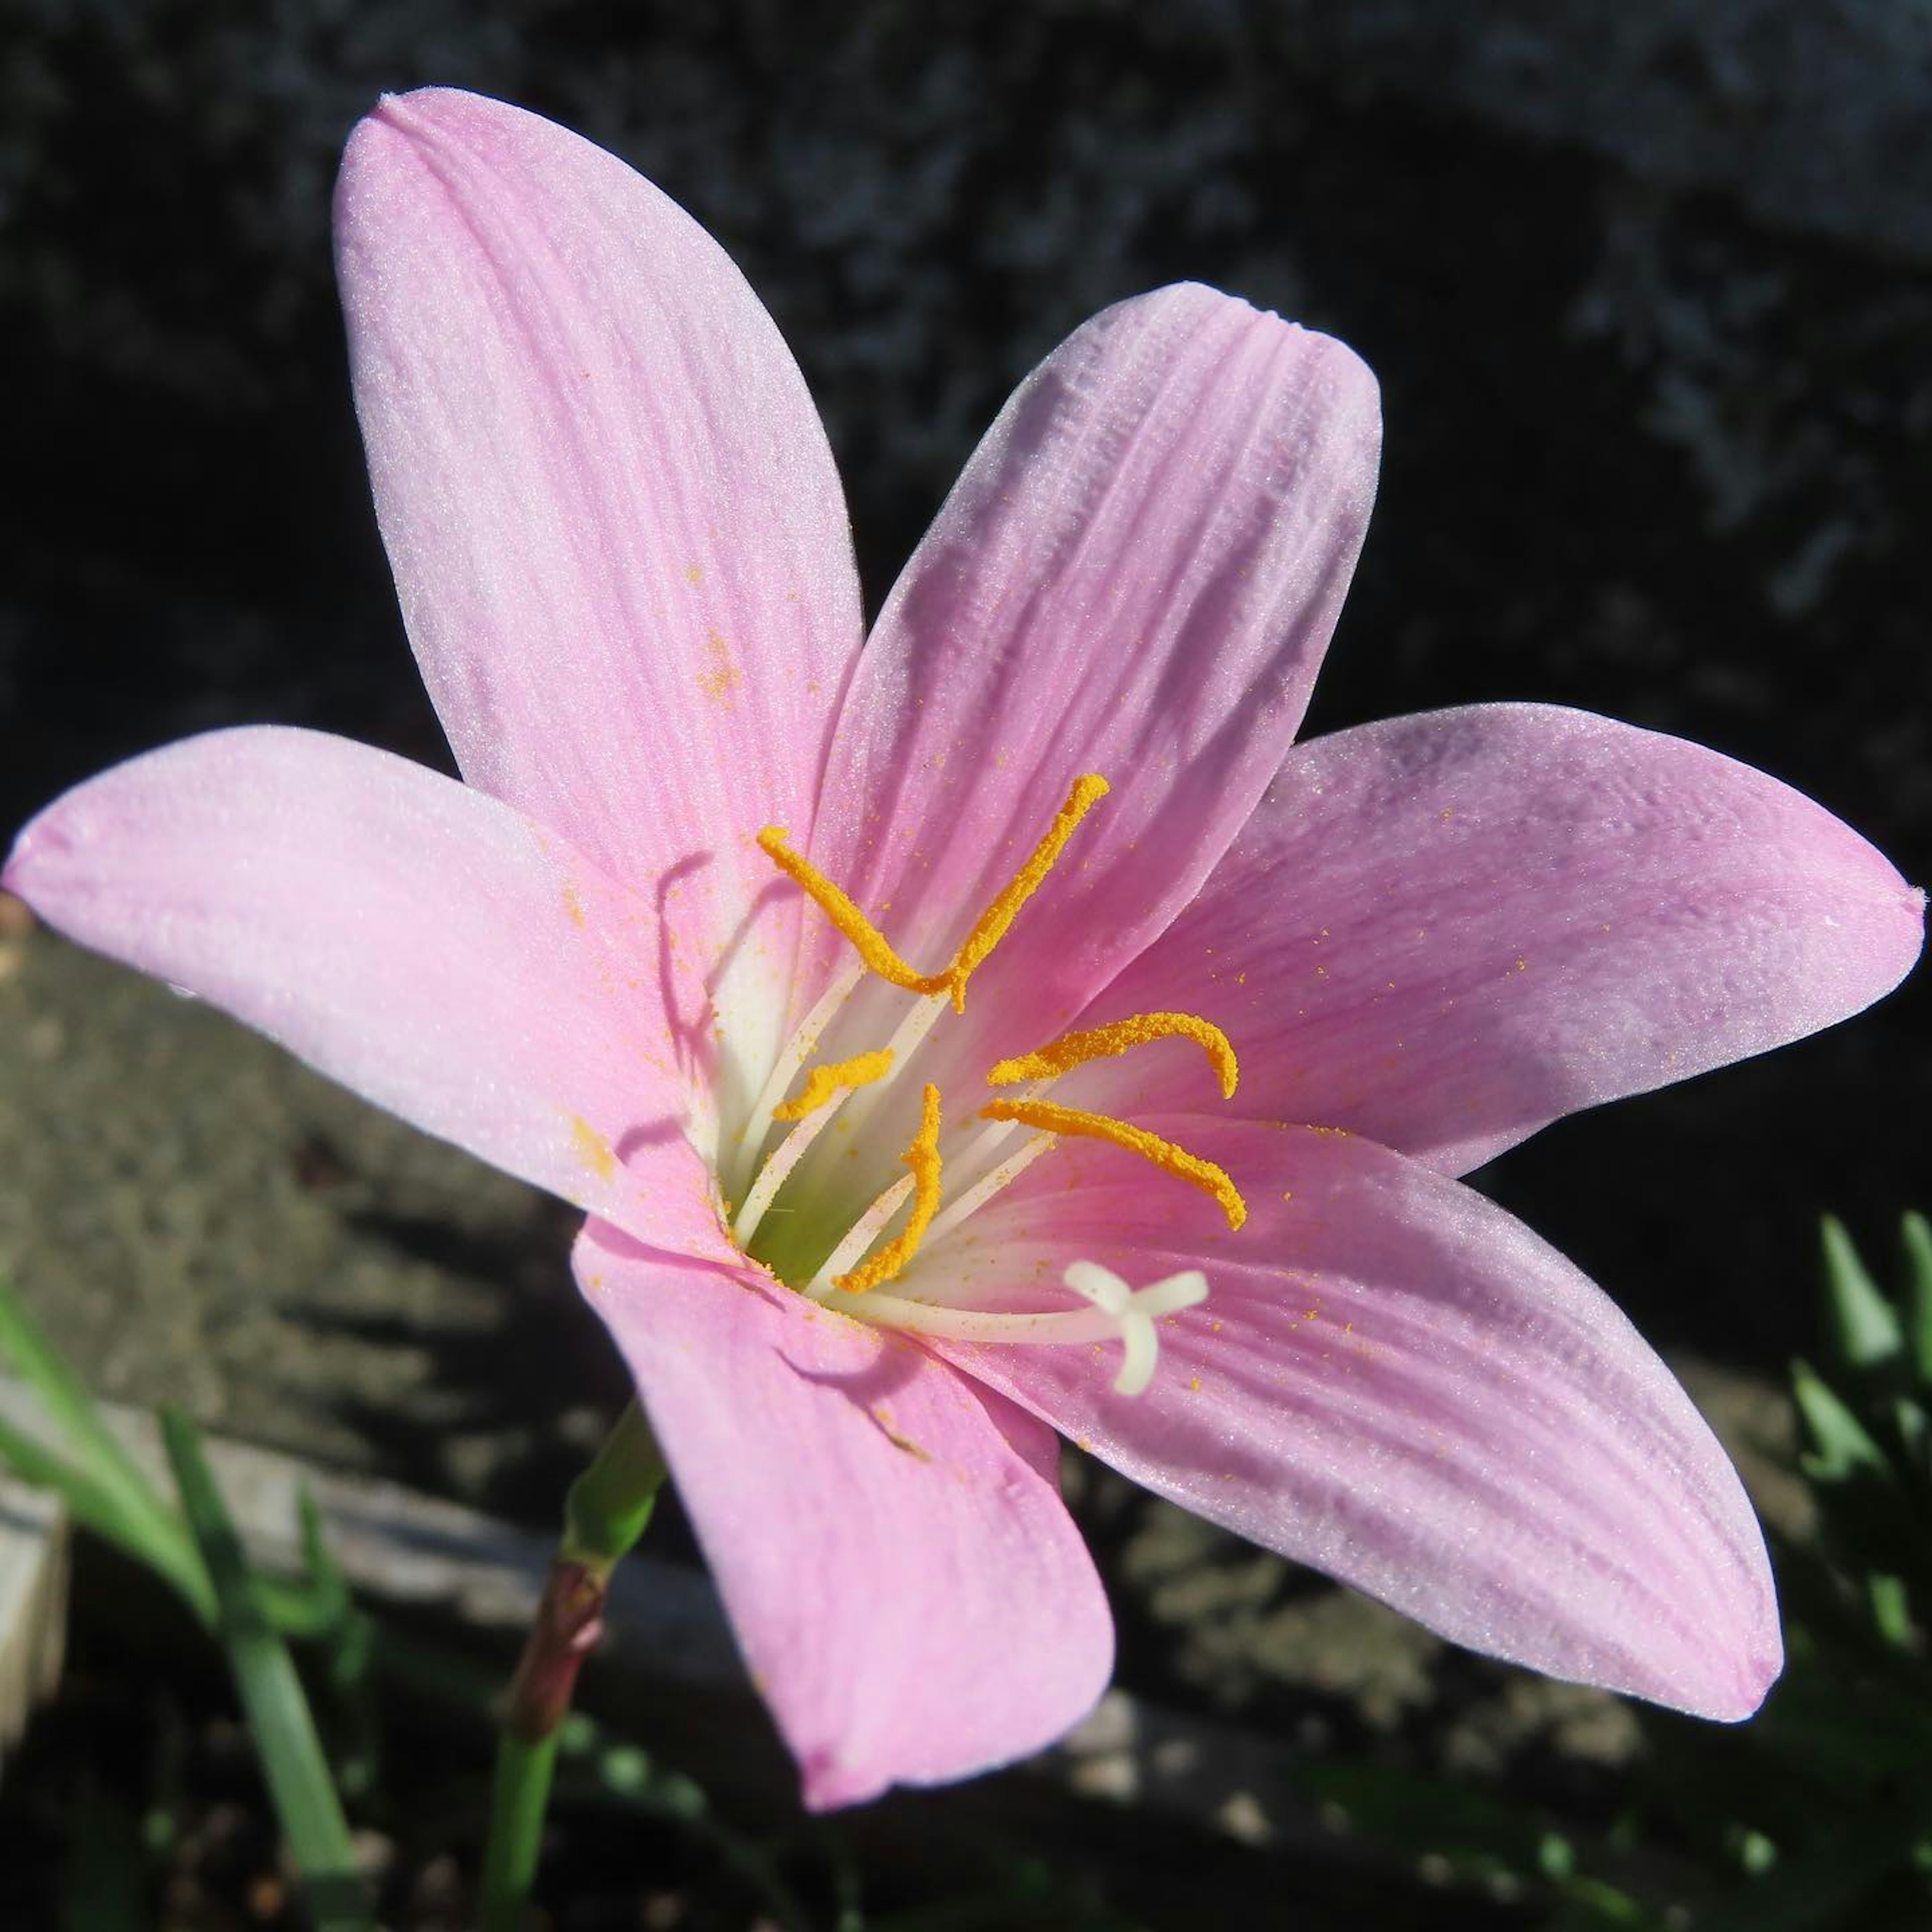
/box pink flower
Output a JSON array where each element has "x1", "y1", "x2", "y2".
[{"x1": 7, "y1": 89, "x2": 1922, "y2": 1810}]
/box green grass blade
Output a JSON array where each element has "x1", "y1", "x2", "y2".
[
  {"x1": 159, "y1": 1407, "x2": 372, "y2": 1932},
  {"x1": 0, "y1": 1275, "x2": 176, "y2": 1523},
  {"x1": 1900, "y1": 1213, "x2": 1932, "y2": 1388},
  {"x1": 1819, "y1": 1217, "x2": 1903, "y2": 1373},
  {"x1": 0, "y1": 1273, "x2": 218, "y2": 1622},
  {"x1": 1792, "y1": 1359, "x2": 1893, "y2": 1482},
  {"x1": 0, "y1": 1411, "x2": 215, "y2": 1625}
]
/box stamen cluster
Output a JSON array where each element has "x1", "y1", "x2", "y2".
[{"x1": 727, "y1": 776, "x2": 1246, "y2": 1394}]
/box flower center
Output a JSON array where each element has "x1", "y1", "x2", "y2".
[{"x1": 726, "y1": 776, "x2": 1245, "y2": 1394}]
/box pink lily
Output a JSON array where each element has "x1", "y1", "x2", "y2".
[{"x1": 6, "y1": 87, "x2": 1922, "y2": 1812}]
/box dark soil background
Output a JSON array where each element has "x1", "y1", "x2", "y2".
[{"x1": 2, "y1": 2, "x2": 1929, "y2": 1923}]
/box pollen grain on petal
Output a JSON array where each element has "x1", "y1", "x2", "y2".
[
  {"x1": 989, "y1": 1009, "x2": 1238, "y2": 1098},
  {"x1": 696, "y1": 628, "x2": 742, "y2": 705},
  {"x1": 979, "y1": 1097, "x2": 1247, "y2": 1230},
  {"x1": 570, "y1": 1113, "x2": 616, "y2": 1182}
]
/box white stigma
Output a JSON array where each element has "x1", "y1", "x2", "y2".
[{"x1": 823, "y1": 1262, "x2": 1209, "y2": 1397}]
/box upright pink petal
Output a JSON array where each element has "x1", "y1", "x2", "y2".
[
  {"x1": 574, "y1": 1224, "x2": 1111, "y2": 1808},
  {"x1": 1095, "y1": 705, "x2": 1924, "y2": 1174},
  {"x1": 335, "y1": 89, "x2": 862, "y2": 1016},
  {"x1": 930, "y1": 1118, "x2": 1780, "y2": 1721},
  {"x1": 5, "y1": 729, "x2": 728, "y2": 1260},
  {"x1": 809, "y1": 286, "x2": 1380, "y2": 1060}
]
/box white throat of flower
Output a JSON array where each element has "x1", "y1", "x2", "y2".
[{"x1": 721, "y1": 775, "x2": 1241, "y2": 1397}]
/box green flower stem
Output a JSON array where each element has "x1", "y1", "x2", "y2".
[
  {"x1": 481, "y1": 1717, "x2": 562, "y2": 1932},
  {"x1": 479, "y1": 1402, "x2": 667, "y2": 1932},
  {"x1": 563, "y1": 1399, "x2": 668, "y2": 1568}
]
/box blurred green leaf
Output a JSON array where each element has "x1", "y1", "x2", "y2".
[
  {"x1": 0, "y1": 1276, "x2": 157, "y2": 1507},
  {"x1": 1902, "y1": 1214, "x2": 1932, "y2": 1389},
  {"x1": 1869, "y1": 1573, "x2": 1915, "y2": 1651},
  {"x1": 1546, "y1": 1874, "x2": 1647, "y2": 1927},
  {"x1": 296, "y1": 1484, "x2": 353, "y2": 1626},
  {"x1": 160, "y1": 1407, "x2": 371, "y2": 1932},
  {"x1": 1821, "y1": 1217, "x2": 1904, "y2": 1374},
  {"x1": 1793, "y1": 1360, "x2": 1894, "y2": 1483},
  {"x1": 0, "y1": 1278, "x2": 215, "y2": 1622},
  {"x1": 1894, "y1": 1397, "x2": 1930, "y2": 1478}
]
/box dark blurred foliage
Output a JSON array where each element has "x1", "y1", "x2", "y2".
[
  {"x1": 1311, "y1": 1216, "x2": 1932, "y2": 1932},
  {"x1": 3, "y1": 0, "x2": 1928, "y2": 1366}
]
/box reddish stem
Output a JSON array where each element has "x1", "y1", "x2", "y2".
[{"x1": 504, "y1": 1558, "x2": 608, "y2": 1742}]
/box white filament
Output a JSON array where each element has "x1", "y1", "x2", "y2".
[
  {"x1": 922, "y1": 1132, "x2": 1056, "y2": 1245},
  {"x1": 733, "y1": 956, "x2": 865, "y2": 1195},
  {"x1": 807, "y1": 1173, "x2": 915, "y2": 1297},
  {"x1": 731, "y1": 1091, "x2": 849, "y2": 1246}
]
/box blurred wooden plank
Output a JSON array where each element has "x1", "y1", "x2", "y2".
[
  {"x1": 0, "y1": 1474, "x2": 68, "y2": 1772},
  {"x1": 0, "y1": 1375, "x2": 739, "y2": 1694}
]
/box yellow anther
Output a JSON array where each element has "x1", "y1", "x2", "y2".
[
  {"x1": 836, "y1": 1084, "x2": 946, "y2": 1294},
  {"x1": 772, "y1": 1048, "x2": 895, "y2": 1121},
  {"x1": 978, "y1": 1098, "x2": 1247, "y2": 1231},
  {"x1": 756, "y1": 828, "x2": 951, "y2": 997},
  {"x1": 988, "y1": 1011, "x2": 1239, "y2": 1099},
  {"x1": 944, "y1": 774, "x2": 1110, "y2": 1012},
  {"x1": 758, "y1": 775, "x2": 1111, "y2": 1014}
]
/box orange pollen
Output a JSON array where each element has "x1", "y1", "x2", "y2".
[
  {"x1": 987, "y1": 1011, "x2": 1239, "y2": 1099},
  {"x1": 942, "y1": 773, "x2": 1110, "y2": 1011},
  {"x1": 755, "y1": 774, "x2": 1110, "y2": 1011},
  {"x1": 835, "y1": 1084, "x2": 945, "y2": 1294},
  {"x1": 977, "y1": 1098, "x2": 1248, "y2": 1231},
  {"x1": 772, "y1": 1048, "x2": 895, "y2": 1121},
  {"x1": 755, "y1": 828, "x2": 951, "y2": 997}
]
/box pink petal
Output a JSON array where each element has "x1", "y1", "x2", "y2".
[
  {"x1": 1094, "y1": 705, "x2": 1925, "y2": 1174},
  {"x1": 335, "y1": 89, "x2": 862, "y2": 998},
  {"x1": 574, "y1": 1222, "x2": 1111, "y2": 1808},
  {"x1": 929, "y1": 1117, "x2": 1781, "y2": 1720},
  {"x1": 4, "y1": 728, "x2": 730, "y2": 1260},
  {"x1": 965, "y1": 1383, "x2": 1065, "y2": 1490},
  {"x1": 808, "y1": 285, "x2": 1380, "y2": 1064}
]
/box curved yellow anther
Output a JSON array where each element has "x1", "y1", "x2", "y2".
[
  {"x1": 978, "y1": 1098, "x2": 1247, "y2": 1231},
  {"x1": 756, "y1": 828, "x2": 951, "y2": 997},
  {"x1": 944, "y1": 774, "x2": 1110, "y2": 1012},
  {"x1": 772, "y1": 1048, "x2": 896, "y2": 1122},
  {"x1": 988, "y1": 1011, "x2": 1239, "y2": 1099},
  {"x1": 836, "y1": 1084, "x2": 946, "y2": 1293}
]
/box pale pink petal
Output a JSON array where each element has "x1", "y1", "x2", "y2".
[
  {"x1": 574, "y1": 1222, "x2": 1111, "y2": 1808},
  {"x1": 807, "y1": 285, "x2": 1380, "y2": 1063},
  {"x1": 335, "y1": 88, "x2": 862, "y2": 1024},
  {"x1": 4, "y1": 728, "x2": 731, "y2": 1261},
  {"x1": 1092, "y1": 705, "x2": 1925, "y2": 1175},
  {"x1": 927, "y1": 1117, "x2": 1780, "y2": 1720},
  {"x1": 964, "y1": 1383, "x2": 1064, "y2": 1490}
]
